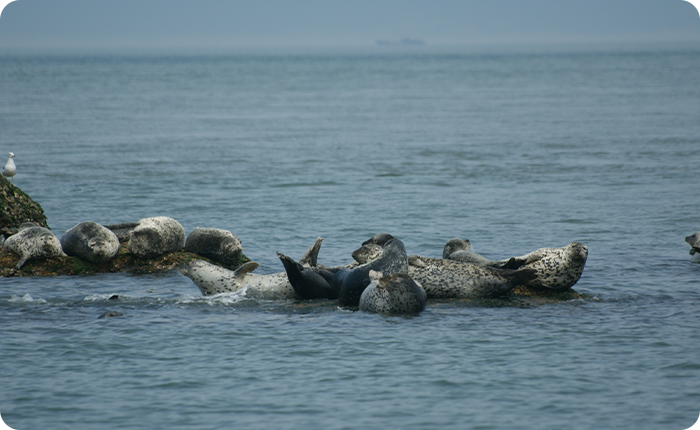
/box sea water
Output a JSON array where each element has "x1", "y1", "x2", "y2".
[{"x1": 1, "y1": 47, "x2": 699, "y2": 429}]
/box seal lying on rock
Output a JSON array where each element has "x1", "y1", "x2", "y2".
[
  {"x1": 185, "y1": 228, "x2": 242, "y2": 267},
  {"x1": 127, "y1": 216, "x2": 185, "y2": 258},
  {"x1": 60, "y1": 221, "x2": 120, "y2": 263},
  {"x1": 686, "y1": 232, "x2": 700, "y2": 263},
  {"x1": 359, "y1": 272, "x2": 426, "y2": 314},
  {"x1": 497, "y1": 242, "x2": 588, "y2": 290},
  {"x1": 180, "y1": 238, "x2": 323, "y2": 299},
  {"x1": 407, "y1": 255, "x2": 537, "y2": 299},
  {"x1": 3, "y1": 226, "x2": 65, "y2": 269}
]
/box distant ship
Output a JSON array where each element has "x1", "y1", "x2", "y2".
[{"x1": 376, "y1": 38, "x2": 425, "y2": 46}]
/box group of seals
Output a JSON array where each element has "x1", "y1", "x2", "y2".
[
  {"x1": 278, "y1": 234, "x2": 410, "y2": 307},
  {"x1": 269, "y1": 233, "x2": 591, "y2": 314},
  {"x1": 3, "y1": 216, "x2": 218, "y2": 270}
]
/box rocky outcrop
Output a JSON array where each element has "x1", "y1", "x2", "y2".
[{"x1": 0, "y1": 176, "x2": 49, "y2": 236}]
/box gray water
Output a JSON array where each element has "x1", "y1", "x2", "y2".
[{"x1": 1, "y1": 48, "x2": 699, "y2": 430}]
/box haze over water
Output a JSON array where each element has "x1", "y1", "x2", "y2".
[{"x1": 1, "y1": 45, "x2": 700, "y2": 429}]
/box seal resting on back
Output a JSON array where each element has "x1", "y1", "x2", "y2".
[
  {"x1": 127, "y1": 216, "x2": 185, "y2": 258},
  {"x1": 407, "y1": 255, "x2": 537, "y2": 299},
  {"x1": 180, "y1": 237, "x2": 323, "y2": 299},
  {"x1": 359, "y1": 272, "x2": 426, "y2": 314},
  {"x1": 496, "y1": 242, "x2": 588, "y2": 290},
  {"x1": 185, "y1": 228, "x2": 242, "y2": 267},
  {"x1": 685, "y1": 232, "x2": 700, "y2": 263},
  {"x1": 3, "y1": 226, "x2": 65, "y2": 269},
  {"x1": 60, "y1": 221, "x2": 120, "y2": 263}
]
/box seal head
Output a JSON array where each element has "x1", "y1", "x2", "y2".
[{"x1": 686, "y1": 232, "x2": 700, "y2": 263}]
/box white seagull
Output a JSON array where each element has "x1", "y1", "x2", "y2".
[{"x1": 3, "y1": 152, "x2": 16, "y2": 184}]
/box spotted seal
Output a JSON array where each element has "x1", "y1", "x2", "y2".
[
  {"x1": 359, "y1": 272, "x2": 426, "y2": 314},
  {"x1": 407, "y1": 255, "x2": 537, "y2": 299},
  {"x1": 180, "y1": 238, "x2": 323, "y2": 299},
  {"x1": 685, "y1": 232, "x2": 700, "y2": 263},
  {"x1": 499, "y1": 242, "x2": 588, "y2": 290},
  {"x1": 3, "y1": 226, "x2": 65, "y2": 269},
  {"x1": 185, "y1": 228, "x2": 242, "y2": 267},
  {"x1": 127, "y1": 216, "x2": 185, "y2": 258},
  {"x1": 60, "y1": 221, "x2": 120, "y2": 263}
]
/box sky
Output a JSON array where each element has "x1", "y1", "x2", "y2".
[{"x1": 0, "y1": 0, "x2": 699, "y2": 52}]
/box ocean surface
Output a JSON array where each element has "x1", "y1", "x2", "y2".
[{"x1": 1, "y1": 46, "x2": 699, "y2": 430}]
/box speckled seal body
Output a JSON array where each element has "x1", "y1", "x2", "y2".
[
  {"x1": 407, "y1": 255, "x2": 536, "y2": 299},
  {"x1": 179, "y1": 260, "x2": 300, "y2": 299},
  {"x1": 685, "y1": 232, "x2": 700, "y2": 263},
  {"x1": 3, "y1": 226, "x2": 65, "y2": 269},
  {"x1": 505, "y1": 242, "x2": 588, "y2": 290},
  {"x1": 185, "y1": 228, "x2": 242, "y2": 267},
  {"x1": 359, "y1": 273, "x2": 426, "y2": 314},
  {"x1": 181, "y1": 238, "x2": 324, "y2": 299},
  {"x1": 127, "y1": 216, "x2": 185, "y2": 258},
  {"x1": 60, "y1": 221, "x2": 120, "y2": 263}
]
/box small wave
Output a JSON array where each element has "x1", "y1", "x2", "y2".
[
  {"x1": 178, "y1": 288, "x2": 250, "y2": 306},
  {"x1": 8, "y1": 293, "x2": 47, "y2": 304}
]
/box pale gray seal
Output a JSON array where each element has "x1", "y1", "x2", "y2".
[
  {"x1": 3, "y1": 226, "x2": 65, "y2": 269},
  {"x1": 443, "y1": 238, "x2": 513, "y2": 268},
  {"x1": 359, "y1": 272, "x2": 427, "y2": 314},
  {"x1": 60, "y1": 221, "x2": 120, "y2": 263},
  {"x1": 407, "y1": 255, "x2": 537, "y2": 299},
  {"x1": 127, "y1": 216, "x2": 185, "y2": 258},
  {"x1": 500, "y1": 242, "x2": 588, "y2": 290},
  {"x1": 180, "y1": 238, "x2": 323, "y2": 299},
  {"x1": 686, "y1": 232, "x2": 700, "y2": 263},
  {"x1": 185, "y1": 228, "x2": 242, "y2": 267}
]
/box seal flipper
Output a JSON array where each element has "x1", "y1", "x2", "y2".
[
  {"x1": 298, "y1": 237, "x2": 323, "y2": 267},
  {"x1": 15, "y1": 255, "x2": 29, "y2": 270},
  {"x1": 234, "y1": 261, "x2": 259, "y2": 282},
  {"x1": 277, "y1": 252, "x2": 338, "y2": 300},
  {"x1": 507, "y1": 268, "x2": 538, "y2": 290}
]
